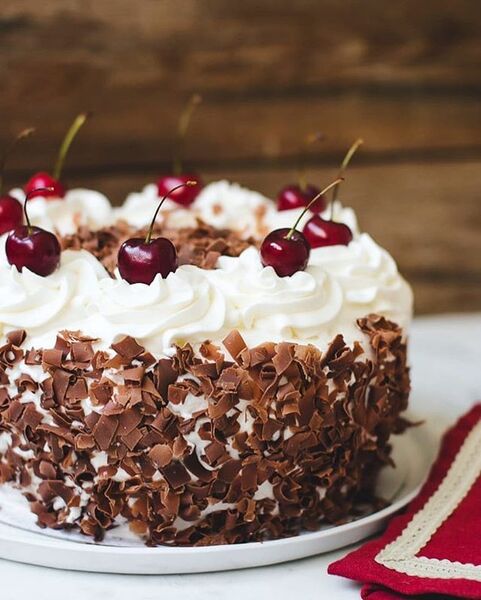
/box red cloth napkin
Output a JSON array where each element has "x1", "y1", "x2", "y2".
[{"x1": 329, "y1": 404, "x2": 481, "y2": 600}]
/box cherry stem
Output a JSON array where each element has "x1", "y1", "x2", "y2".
[
  {"x1": 298, "y1": 131, "x2": 324, "y2": 190},
  {"x1": 24, "y1": 187, "x2": 54, "y2": 233},
  {"x1": 331, "y1": 138, "x2": 363, "y2": 209},
  {"x1": 173, "y1": 94, "x2": 202, "y2": 176},
  {"x1": 53, "y1": 112, "x2": 91, "y2": 180},
  {"x1": 145, "y1": 181, "x2": 197, "y2": 243},
  {"x1": 0, "y1": 128, "x2": 35, "y2": 194},
  {"x1": 286, "y1": 177, "x2": 343, "y2": 239}
]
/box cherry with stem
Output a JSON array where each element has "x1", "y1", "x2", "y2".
[
  {"x1": 261, "y1": 178, "x2": 343, "y2": 277},
  {"x1": 25, "y1": 112, "x2": 91, "y2": 200},
  {"x1": 118, "y1": 181, "x2": 198, "y2": 285},
  {"x1": 0, "y1": 128, "x2": 35, "y2": 235},
  {"x1": 157, "y1": 94, "x2": 203, "y2": 207},
  {"x1": 303, "y1": 139, "x2": 363, "y2": 248},
  {"x1": 6, "y1": 187, "x2": 61, "y2": 277}
]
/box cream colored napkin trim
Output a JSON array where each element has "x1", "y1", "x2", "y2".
[{"x1": 375, "y1": 419, "x2": 481, "y2": 580}]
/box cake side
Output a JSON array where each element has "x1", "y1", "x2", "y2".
[
  {"x1": 0, "y1": 180, "x2": 413, "y2": 545},
  {"x1": 0, "y1": 315, "x2": 409, "y2": 546}
]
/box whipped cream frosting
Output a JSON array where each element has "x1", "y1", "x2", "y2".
[
  {"x1": 93, "y1": 266, "x2": 227, "y2": 354},
  {"x1": 0, "y1": 184, "x2": 412, "y2": 355},
  {"x1": 116, "y1": 181, "x2": 270, "y2": 236},
  {"x1": 116, "y1": 180, "x2": 360, "y2": 241},
  {"x1": 9, "y1": 188, "x2": 113, "y2": 236},
  {"x1": 0, "y1": 247, "x2": 108, "y2": 347},
  {"x1": 114, "y1": 183, "x2": 197, "y2": 230},
  {"x1": 191, "y1": 180, "x2": 274, "y2": 237},
  {"x1": 211, "y1": 240, "x2": 412, "y2": 348},
  {"x1": 0, "y1": 180, "x2": 413, "y2": 354}
]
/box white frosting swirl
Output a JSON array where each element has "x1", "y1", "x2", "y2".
[
  {"x1": 93, "y1": 266, "x2": 226, "y2": 355},
  {"x1": 0, "y1": 249, "x2": 108, "y2": 347},
  {"x1": 210, "y1": 240, "x2": 412, "y2": 348},
  {"x1": 309, "y1": 233, "x2": 411, "y2": 319},
  {"x1": 209, "y1": 248, "x2": 342, "y2": 346},
  {"x1": 114, "y1": 183, "x2": 197, "y2": 230},
  {"x1": 191, "y1": 180, "x2": 274, "y2": 238},
  {"x1": 9, "y1": 188, "x2": 113, "y2": 236}
]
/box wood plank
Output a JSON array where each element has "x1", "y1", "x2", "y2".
[
  {"x1": 2, "y1": 93, "x2": 481, "y2": 174},
  {"x1": 3, "y1": 0, "x2": 481, "y2": 91},
  {"x1": 1, "y1": 1, "x2": 481, "y2": 169},
  {"x1": 7, "y1": 158, "x2": 478, "y2": 315},
  {"x1": 411, "y1": 279, "x2": 481, "y2": 317}
]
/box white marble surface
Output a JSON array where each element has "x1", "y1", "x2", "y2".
[{"x1": 1, "y1": 313, "x2": 481, "y2": 600}]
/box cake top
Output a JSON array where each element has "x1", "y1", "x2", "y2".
[{"x1": 0, "y1": 179, "x2": 412, "y2": 355}]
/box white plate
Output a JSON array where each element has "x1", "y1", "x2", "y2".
[{"x1": 0, "y1": 424, "x2": 433, "y2": 574}]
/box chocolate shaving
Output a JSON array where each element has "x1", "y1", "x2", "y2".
[
  {"x1": 71, "y1": 342, "x2": 95, "y2": 364},
  {"x1": 42, "y1": 349, "x2": 64, "y2": 369},
  {"x1": 111, "y1": 337, "x2": 144, "y2": 360},
  {"x1": 167, "y1": 384, "x2": 189, "y2": 405},
  {"x1": 7, "y1": 330, "x2": 26, "y2": 347},
  {"x1": 223, "y1": 330, "x2": 247, "y2": 362},
  {"x1": 93, "y1": 415, "x2": 119, "y2": 451},
  {"x1": 149, "y1": 444, "x2": 173, "y2": 468},
  {"x1": 162, "y1": 461, "x2": 191, "y2": 489}
]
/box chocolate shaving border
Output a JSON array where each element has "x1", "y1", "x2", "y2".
[{"x1": 0, "y1": 314, "x2": 409, "y2": 546}]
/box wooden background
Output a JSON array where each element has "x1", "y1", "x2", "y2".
[{"x1": 0, "y1": 0, "x2": 480, "y2": 315}]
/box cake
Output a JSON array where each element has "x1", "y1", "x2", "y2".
[{"x1": 0, "y1": 173, "x2": 412, "y2": 546}]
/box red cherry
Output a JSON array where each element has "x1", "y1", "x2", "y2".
[
  {"x1": 260, "y1": 228, "x2": 310, "y2": 277},
  {"x1": 5, "y1": 187, "x2": 61, "y2": 277},
  {"x1": 118, "y1": 181, "x2": 197, "y2": 284},
  {"x1": 303, "y1": 215, "x2": 353, "y2": 248},
  {"x1": 118, "y1": 237, "x2": 178, "y2": 284},
  {"x1": 6, "y1": 226, "x2": 61, "y2": 277},
  {"x1": 25, "y1": 172, "x2": 65, "y2": 200},
  {"x1": 0, "y1": 195, "x2": 23, "y2": 234},
  {"x1": 296, "y1": 139, "x2": 361, "y2": 248},
  {"x1": 277, "y1": 184, "x2": 326, "y2": 213},
  {"x1": 277, "y1": 185, "x2": 308, "y2": 211},
  {"x1": 156, "y1": 174, "x2": 202, "y2": 207},
  {"x1": 261, "y1": 178, "x2": 342, "y2": 277},
  {"x1": 25, "y1": 113, "x2": 90, "y2": 202}
]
